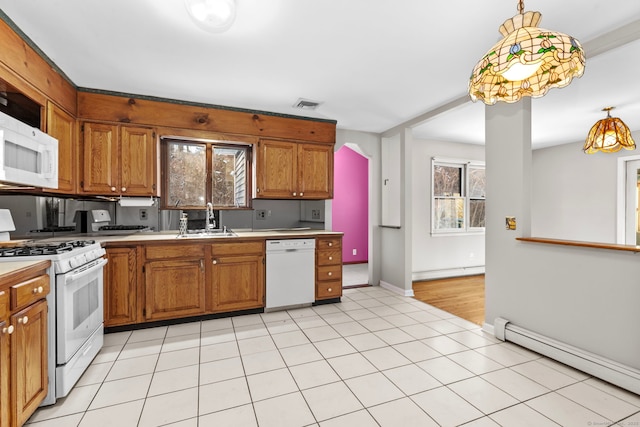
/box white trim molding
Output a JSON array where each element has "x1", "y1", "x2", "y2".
[{"x1": 380, "y1": 280, "x2": 414, "y2": 297}]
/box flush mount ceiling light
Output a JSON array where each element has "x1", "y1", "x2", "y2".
[
  {"x1": 184, "y1": 0, "x2": 237, "y2": 33},
  {"x1": 469, "y1": 0, "x2": 585, "y2": 105},
  {"x1": 583, "y1": 107, "x2": 636, "y2": 154}
]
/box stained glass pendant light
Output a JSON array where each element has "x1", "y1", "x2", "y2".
[
  {"x1": 583, "y1": 107, "x2": 636, "y2": 154},
  {"x1": 469, "y1": 0, "x2": 586, "y2": 105}
]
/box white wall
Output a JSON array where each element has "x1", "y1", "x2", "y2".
[
  {"x1": 411, "y1": 138, "x2": 485, "y2": 279},
  {"x1": 532, "y1": 134, "x2": 640, "y2": 242},
  {"x1": 486, "y1": 101, "x2": 640, "y2": 374}
]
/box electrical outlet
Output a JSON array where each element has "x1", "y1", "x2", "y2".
[
  {"x1": 311, "y1": 209, "x2": 321, "y2": 220},
  {"x1": 352, "y1": 249, "x2": 357, "y2": 256},
  {"x1": 139, "y1": 209, "x2": 147, "y2": 220},
  {"x1": 256, "y1": 209, "x2": 266, "y2": 220}
]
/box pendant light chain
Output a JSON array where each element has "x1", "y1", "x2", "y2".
[{"x1": 518, "y1": 0, "x2": 525, "y2": 15}]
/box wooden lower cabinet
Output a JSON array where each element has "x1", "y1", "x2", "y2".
[
  {"x1": 0, "y1": 316, "x2": 10, "y2": 427},
  {"x1": 211, "y1": 241, "x2": 264, "y2": 312},
  {"x1": 0, "y1": 261, "x2": 50, "y2": 427},
  {"x1": 144, "y1": 259, "x2": 206, "y2": 321},
  {"x1": 12, "y1": 299, "x2": 48, "y2": 427},
  {"x1": 104, "y1": 247, "x2": 138, "y2": 327},
  {"x1": 316, "y1": 236, "x2": 343, "y2": 300}
]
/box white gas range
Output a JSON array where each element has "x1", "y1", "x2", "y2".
[{"x1": 0, "y1": 239, "x2": 106, "y2": 406}]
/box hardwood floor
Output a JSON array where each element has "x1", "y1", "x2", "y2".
[{"x1": 412, "y1": 274, "x2": 485, "y2": 325}]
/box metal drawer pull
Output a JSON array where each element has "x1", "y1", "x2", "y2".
[
  {"x1": 32, "y1": 286, "x2": 44, "y2": 294},
  {"x1": 18, "y1": 316, "x2": 28, "y2": 325},
  {"x1": 2, "y1": 325, "x2": 14, "y2": 335}
]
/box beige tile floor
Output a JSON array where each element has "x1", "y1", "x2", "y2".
[{"x1": 26, "y1": 286, "x2": 640, "y2": 427}]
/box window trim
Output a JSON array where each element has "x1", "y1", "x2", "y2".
[
  {"x1": 160, "y1": 136, "x2": 253, "y2": 210},
  {"x1": 431, "y1": 157, "x2": 485, "y2": 235}
]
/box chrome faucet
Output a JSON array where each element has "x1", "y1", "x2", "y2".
[{"x1": 205, "y1": 202, "x2": 216, "y2": 231}]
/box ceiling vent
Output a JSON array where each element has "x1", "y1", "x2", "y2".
[{"x1": 293, "y1": 98, "x2": 322, "y2": 110}]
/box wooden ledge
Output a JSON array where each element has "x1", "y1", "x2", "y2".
[{"x1": 516, "y1": 237, "x2": 640, "y2": 253}]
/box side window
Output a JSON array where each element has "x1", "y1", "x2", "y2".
[{"x1": 432, "y1": 159, "x2": 485, "y2": 233}]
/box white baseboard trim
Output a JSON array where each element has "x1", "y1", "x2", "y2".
[
  {"x1": 482, "y1": 322, "x2": 495, "y2": 336},
  {"x1": 380, "y1": 281, "x2": 415, "y2": 297},
  {"x1": 412, "y1": 266, "x2": 485, "y2": 281}
]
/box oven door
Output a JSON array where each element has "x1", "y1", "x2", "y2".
[{"x1": 56, "y1": 257, "x2": 107, "y2": 363}]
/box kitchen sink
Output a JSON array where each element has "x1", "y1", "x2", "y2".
[{"x1": 176, "y1": 229, "x2": 237, "y2": 238}]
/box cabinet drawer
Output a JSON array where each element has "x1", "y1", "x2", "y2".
[
  {"x1": 317, "y1": 265, "x2": 342, "y2": 281},
  {"x1": 211, "y1": 241, "x2": 263, "y2": 256},
  {"x1": 316, "y1": 237, "x2": 341, "y2": 250},
  {"x1": 0, "y1": 289, "x2": 8, "y2": 320},
  {"x1": 316, "y1": 280, "x2": 342, "y2": 299},
  {"x1": 10, "y1": 275, "x2": 50, "y2": 311},
  {"x1": 317, "y1": 248, "x2": 341, "y2": 266},
  {"x1": 146, "y1": 244, "x2": 205, "y2": 260}
]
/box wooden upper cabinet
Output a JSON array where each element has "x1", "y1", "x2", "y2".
[
  {"x1": 298, "y1": 143, "x2": 333, "y2": 199},
  {"x1": 256, "y1": 139, "x2": 333, "y2": 199},
  {"x1": 81, "y1": 122, "x2": 157, "y2": 196},
  {"x1": 45, "y1": 102, "x2": 76, "y2": 194}
]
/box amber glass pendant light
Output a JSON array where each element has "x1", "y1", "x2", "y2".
[
  {"x1": 469, "y1": 0, "x2": 586, "y2": 105},
  {"x1": 583, "y1": 107, "x2": 636, "y2": 154}
]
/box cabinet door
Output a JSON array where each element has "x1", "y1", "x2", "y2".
[
  {"x1": 145, "y1": 259, "x2": 206, "y2": 321},
  {"x1": 46, "y1": 101, "x2": 76, "y2": 194},
  {"x1": 0, "y1": 319, "x2": 10, "y2": 427},
  {"x1": 298, "y1": 143, "x2": 333, "y2": 199},
  {"x1": 211, "y1": 254, "x2": 264, "y2": 312},
  {"x1": 256, "y1": 139, "x2": 297, "y2": 198},
  {"x1": 120, "y1": 126, "x2": 156, "y2": 196},
  {"x1": 105, "y1": 247, "x2": 137, "y2": 327},
  {"x1": 12, "y1": 299, "x2": 47, "y2": 427},
  {"x1": 82, "y1": 122, "x2": 118, "y2": 194}
]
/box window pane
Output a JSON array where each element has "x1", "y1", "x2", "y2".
[
  {"x1": 212, "y1": 146, "x2": 248, "y2": 207},
  {"x1": 434, "y1": 197, "x2": 465, "y2": 229},
  {"x1": 468, "y1": 167, "x2": 486, "y2": 198},
  {"x1": 433, "y1": 165, "x2": 462, "y2": 197},
  {"x1": 167, "y1": 142, "x2": 206, "y2": 207},
  {"x1": 469, "y1": 199, "x2": 485, "y2": 228}
]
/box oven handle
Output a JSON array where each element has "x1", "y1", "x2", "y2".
[{"x1": 63, "y1": 258, "x2": 108, "y2": 284}]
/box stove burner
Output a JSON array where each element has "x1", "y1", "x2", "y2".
[{"x1": 0, "y1": 240, "x2": 96, "y2": 257}]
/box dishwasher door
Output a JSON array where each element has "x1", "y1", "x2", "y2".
[{"x1": 266, "y1": 239, "x2": 316, "y2": 310}]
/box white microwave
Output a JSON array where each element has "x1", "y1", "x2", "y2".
[{"x1": 0, "y1": 111, "x2": 58, "y2": 188}]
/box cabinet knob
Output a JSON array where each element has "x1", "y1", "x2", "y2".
[
  {"x1": 328, "y1": 243, "x2": 333, "y2": 247},
  {"x1": 18, "y1": 316, "x2": 28, "y2": 325},
  {"x1": 328, "y1": 272, "x2": 332, "y2": 276},
  {"x1": 292, "y1": 192, "x2": 297, "y2": 196},
  {"x1": 33, "y1": 286, "x2": 44, "y2": 294},
  {"x1": 111, "y1": 186, "x2": 116, "y2": 192},
  {"x1": 212, "y1": 259, "x2": 218, "y2": 265},
  {"x1": 121, "y1": 187, "x2": 127, "y2": 192},
  {"x1": 300, "y1": 192, "x2": 304, "y2": 197},
  {"x1": 1, "y1": 325, "x2": 14, "y2": 335},
  {"x1": 328, "y1": 256, "x2": 333, "y2": 260},
  {"x1": 328, "y1": 288, "x2": 332, "y2": 292}
]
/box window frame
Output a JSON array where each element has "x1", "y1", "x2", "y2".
[
  {"x1": 161, "y1": 136, "x2": 253, "y2": 210},
  {"x1": 431, "y1": 157, "x2": 485, "y2": 235}
]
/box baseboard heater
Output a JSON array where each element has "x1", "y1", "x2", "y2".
[{"x1": 494, "y1": 317, "x2": 640, "y2": 395}]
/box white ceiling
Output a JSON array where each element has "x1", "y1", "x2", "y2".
[{"x1": 1, "y1": 0, "x2": 640, "y2": 149}]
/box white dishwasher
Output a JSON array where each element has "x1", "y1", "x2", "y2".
[{"x1": 266, "y1": 239, "x2": 316, "y2": 311}]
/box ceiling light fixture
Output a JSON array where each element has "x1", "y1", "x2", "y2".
[
  {"x1": 184, "y1": 0, "x2": 237, "y2": 33},
  {"x1": 469, "y1": 0, "x2": 585, "y2": 105},
  {"x1": 583, "y1": 107, "x2": 636, "y2": 154}
]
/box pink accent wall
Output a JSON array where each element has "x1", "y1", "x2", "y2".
[{"x1": 332, "y1": 146, "x2": 368, "y2": 263}]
